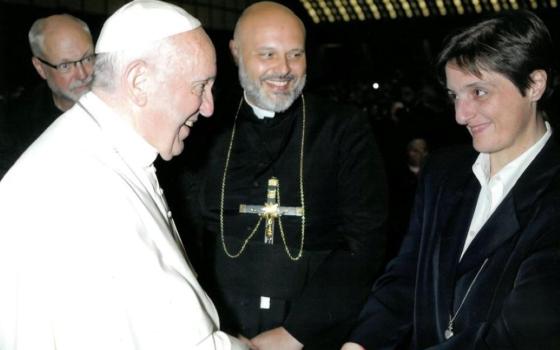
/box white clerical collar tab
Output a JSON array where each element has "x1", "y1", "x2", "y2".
[
  {"x1": 244, "y1": 92, "x2": 275, "y2": 119},
  {"x1": 96, "y1": 0, "x2": 201, "y2": 54}
]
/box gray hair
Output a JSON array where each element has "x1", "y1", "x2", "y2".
[
  {"x1": 92, "y1": 51, "x2": 124, "y2": 92},
  {"x1": 93, "y1": 37, "x2": 188, "y2": 93},
  {"x1": 28, "y1": 14, "x2": 91, "y2": 57}
]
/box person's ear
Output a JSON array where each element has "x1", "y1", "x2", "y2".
[
  {"x1": 229, "y1": 39, "x2": 239, "y2": 66},
  {"x1": 31, "y1": 57, "x2": 47, "y2": 80},
  {"x1": 124, "y1": 60, "x2": 148, "y2": 107},
  {"x1": 527, "y1": 69, "x2": 547, "y2": 102}
]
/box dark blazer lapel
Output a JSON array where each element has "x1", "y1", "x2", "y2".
[
  {"x1": 457, "y1": 195, "x2": 519, "y2": 275},
  {"x1": 437, "y1": 175, "x2": 479, "y2": 268},
  {"x1": 458, "y1": 136, "x2": 560, "y2": 275},
  {"x1": 435, "y1": 164, "x2": 479, "y2": 326}
]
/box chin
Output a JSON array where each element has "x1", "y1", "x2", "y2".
[
  {"x1": 472, "y1": 142, "x2": 496, "y2": 154},
  {"x1": 160, "y1": 153, "x2": 173, "y2": 161},
  {"x1": 171, "y1": 144, "x2": 185, "y2": 159}
]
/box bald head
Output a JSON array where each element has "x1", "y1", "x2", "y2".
[
  {"x1": 230, "y1": 1, "x2": 307, "y2": 112},
  {"x1": 29, "y1": 14, "x2": 91, "y2": 58},
  {"x1": 29, "y1": 14, "x2": 94, "y2": 111},
  {"x1": 234, "y1": 1, "x2": 305, "y2": 43}
]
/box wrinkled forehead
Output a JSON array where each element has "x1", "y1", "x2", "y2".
[
  {"x1": 170, "y1": 29, "x2": 216, "y2": 76},
  {"x1": 175, "y1": 29, "x2": 215, "y2": 60},
  {"x1": 42, "y1": 23, "x2": 93, "y2": 60}
]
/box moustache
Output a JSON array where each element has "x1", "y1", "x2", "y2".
[
  {"x1": 69, "y1": 75, "x2": 93, "y2": 90},
  {"x1": 260, "y1": 73, "x2": 296, "y2": 82}
]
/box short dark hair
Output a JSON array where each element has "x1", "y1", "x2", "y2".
[{"x1": 436, "y1": 10, "x2": 554, "y2": 105}]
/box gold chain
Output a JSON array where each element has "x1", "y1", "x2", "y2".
[{"x1": 219, "y1": 95, "x2": 306, "y2": 260}]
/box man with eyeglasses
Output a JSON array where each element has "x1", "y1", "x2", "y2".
[
  {"x1": 0, "y1": 14, "x2": 94, "y2": 179},
  {"x1": 30, "y1": 14, "x2": 94, "y2": 112}
]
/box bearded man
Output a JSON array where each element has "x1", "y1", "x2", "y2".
[
  {"x1": 1, "y1": 14, "x2": 94, "y2": 179},
  {"x1": 169, "y1": 2, "x2": 388, "y2": 349}
]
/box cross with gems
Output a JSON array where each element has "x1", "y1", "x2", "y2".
[{"x1": 239, "y1": 177, "x2": 303, "y2": 244}]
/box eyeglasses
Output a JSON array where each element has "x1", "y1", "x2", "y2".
[{"x1": 36, "y1": 54, "x2": 96, "y2": 74}]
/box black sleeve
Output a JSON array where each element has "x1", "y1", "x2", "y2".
[
  {"x1": 283, "y1": 107, "x2": 389, "y2": 347},
  {"x1": 346, "y1": 152, "x2": 432, "y2": 349}
]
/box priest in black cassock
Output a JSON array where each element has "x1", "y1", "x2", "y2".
[{"x1": 171, "y1": 2, "x2": 387, "y2": 349}]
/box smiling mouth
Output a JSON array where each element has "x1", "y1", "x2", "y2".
[
  {"x1": 266, "y1": 80, "x2": 290, "y2": 87},
  {"x1": 184, "y1": 115, "x2": 200, "y2": 128},
  {"x1": 469, "y1": 123, "x2": 490, "y2": 135},
  {"x1": 73, "y1": 85, "x2": 88, "y2": 92}
]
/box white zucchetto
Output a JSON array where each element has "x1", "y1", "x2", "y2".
[{"x1": 95, "y1": 0, "x2": 201, "y2": 54}]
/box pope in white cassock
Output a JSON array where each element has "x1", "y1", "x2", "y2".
[{"x1": 0, "y1": 1, "x2": 248, "y2": 349}]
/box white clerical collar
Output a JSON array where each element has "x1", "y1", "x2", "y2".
[
  {"x1": 79, "y1": 92, "x2": 158, "y2": 168},
  {"x1": 244, "y1": 91, "x2": 275, "y2": 119}
]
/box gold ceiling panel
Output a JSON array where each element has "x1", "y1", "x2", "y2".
[{"x1": 299, "y1": 0, "x2": 557, "y2": 21}]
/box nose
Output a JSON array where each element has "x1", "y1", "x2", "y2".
[
  {"x1": 454, "y1": 98, "x2": 475, "y2": 126},
  {"x1": 276, "y1": 55, "x2": 291, "y2": 76},
  {"x1": 74, "y1": 62, "x2": 89, "y2": 81},
  {"x1": 199, "y1": 88, "x2": 214, "y2": 118}
]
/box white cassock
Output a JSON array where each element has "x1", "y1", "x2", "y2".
[{"x1": 0, "y1": 92, "x2": 246, "y2": 350}]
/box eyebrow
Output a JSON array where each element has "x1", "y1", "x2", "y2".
[
  {"x1": 254, "y1": 46, "x2": 275, "y2": 52},
  {"x1": 58, "y1": 49, "x2": 94, "y2": 64},
  {"x1": 447, "y1": 79, "x2": 495, "y2": 92},
  {"x1": 191, "y1": 76, "x2": 216, "y2": 85},
  {"x1": 256, "y1": 46, "x2": 304, "y2": 52}
]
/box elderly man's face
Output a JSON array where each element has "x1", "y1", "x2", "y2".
[
  {"x1": 149, "y1": 30, "x2": 216, "y2": 160},
  {"x1": 233, "y1": 13, "x2": 306, "y2": 112},
  {"x1": 32, "y1": 20, "x2": 94, "y2": 111},
  {"x1": 445, "y1": 63, "x2": 545, "y2": 168}
]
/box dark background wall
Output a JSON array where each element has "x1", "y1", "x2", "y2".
[{"x1": 1, "y1": 1, "x2": 558, "y2": 97}]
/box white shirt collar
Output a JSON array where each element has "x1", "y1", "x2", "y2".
[
  {"x1": 462, "y1": 121, "x2": 551, "y2": 259},
  {"x1": 472, "y1": 121, "x2": 552, "y2": 188},
  {"x1": 244, "y1": 91, "x2": 275, "y2": 119},
  {"x1": 79, "y1": 92, "x2": 158, "y2": 169}
]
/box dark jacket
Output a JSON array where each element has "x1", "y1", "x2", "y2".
[
  {"x1": 349, "y1": 138, "x2": 560, "y2": 349},
  {"x1": 0, "y1": 83, "x2": 61, "y2": 179},
  {"x1": 178, "y1": 93, "x2": 388, "y2": 349}
]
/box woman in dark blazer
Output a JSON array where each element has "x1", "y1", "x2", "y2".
[{"x1": 344, "y1": 10, "x2": 560, "y2": 350}]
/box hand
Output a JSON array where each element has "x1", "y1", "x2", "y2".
[
  {"x1": 238, "y1": 334, "x2": 259, "y2": 350},
  {"x1": 341, "y1": 342, "x2": 366, "y2": 350},
  {"x1": 250, "y1": 327, "x2": 303, "y2": 350}
]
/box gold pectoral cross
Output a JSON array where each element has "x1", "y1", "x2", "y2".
[{"x1": 239, "y1": 177, "x2": 303, "y2": 244}]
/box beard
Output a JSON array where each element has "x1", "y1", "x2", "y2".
[
  {"x1": 238, "y1": 59, "x2": 306, "y2": 113},
  {"x1": 48, "y1": 74, "x2": 93, "y2": 104}
]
